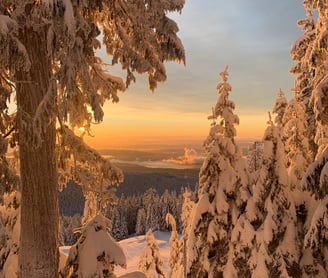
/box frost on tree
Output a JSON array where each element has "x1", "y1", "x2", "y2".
[
  {"x1": 272, "y1": 89, "x2": 288, "y2": 132},
  {"x1": 135, "y1": 208, "x2": 147, "y2": 236},
  {"x1": 301, "y1": 147, "x2": 328, "y2": 276},
  {"x1": 290, "y1": 0, "x2": 317, "y2": 158},
  {"x1": 309, "y1": 0, "x2": 328, "y2": 141},
  {"x1": 0, "y1": 1, "x2": 185, "y2": 276},
  {"x1": 296, "y1": 2, "x2": 328, "y2": 275},
  {"x1": 245, "y1": 116, "x2": 299, "y2": 277},
  {"x1": 282, "y1": 91, "x2": 317, "y2": 278},
  {"x1": 186, "y1": 67, "x2": 250, "y2": 277},
  {"x1": 143, "y1": 188, "x2": 161, "y2": 232},
  {"x1": 302, "y1": 197, "x2": 328, "y2": 277},
  {"x1": 283, "y1": 94, "x2": 312, "y2": 189},
  {"x1": 165, "y1": 213, "x2": 180, "y2": 277},
  {"x1": 179, "y1": 188, "x2": 195, "y2": 277},
  {"x1": 0, "y1": 134, "x2": 20, "y2": 277},
  {"x1": 138, "y1": 229, "x2": 166, "y2": 278},
  {"x1": 0, "y1": 191, "x2": 20, "y2": 278},
  {"x1": 247, "y1": 141, "x2": 264, "y2": 186},
  {"x1": 62, "y1": 214, "x2": 126, "y2": 278},
  {"x1": 170, "y1": 188, "x2": 194, "y2": 277}
]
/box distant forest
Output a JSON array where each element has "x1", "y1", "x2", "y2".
[{"x1": 58, "y1": 170, "x2": 198, "y2": 245}]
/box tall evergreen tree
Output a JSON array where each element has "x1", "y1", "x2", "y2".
[
  {"x1": 296, "y1": 1, "x2": 328, "y2": 276},
  {"x1": 186, "y1": 67, "x2": 249, "y2": 277},
  {"x1": 283, "y1": 94, "x2": 312, "y2": 189},
  {"x1": 0, "y1": 1, "x2": 185, "y2": 276},
  {"x1": 245, "y1": 115, "x2": 299, "y2": 277}
]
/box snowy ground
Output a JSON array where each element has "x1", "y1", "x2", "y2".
[{"x1": 60, "y1": 231, "x2": 171, "y2": 277}]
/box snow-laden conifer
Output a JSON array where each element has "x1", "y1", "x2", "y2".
[
  {"x1": 186, "y1": 67, "x2": 250, "y2": 277},
  {"x1": 283, "y1": 94, "x2": 312, "y2": 189},
  {"x1": 272, "y1": 89, "x2": 288, "y2": 131},
  {"x1": 143, "y1": 188, "x2": 161, "y2": 232},
  {"x1": 138, "y1": 229, "x2": 166, "y2": 278},
  {"x1": 282, "y1": 91, "x2": 319, "y2": 278},
  {"x1": 0, "y1": 1, "x2": 185, "y2": 275},
  {"x1": 245, "y1": 115, "x2": 299, "y2": 277},
  {"x1": 304, "y1": 0, "x2": 328, "y2": 157},
  {"x1": 136, "y1": 208, "x2": 147, "y2": 236},
  {"x1": 0, "y1": 191, "x2": 20, "y2": 278},
  {"x1": 300, "y1": 146, "x2": 328, "y2": 276},
  {"x1": 247, "y1": 141, "x2": 264, "y2": 186},
  {"x1": 62, "y1": 214, "x2": 126, "y2": 278},
  {"x1": 290, "y1": 0, "x2": 317, "y2": 158},
  {"x1": 165, "y1": 213, "x2": 180, "y2": 277},
  {"x1": 302, "y1": 196, "x2": 328, "y2": 277},
  {"x1": 0, "y1": 135, "x2": 20, "y2": 277},
  {"x1": 295, "y1": 2, "x2": 328, "y2": 276}
]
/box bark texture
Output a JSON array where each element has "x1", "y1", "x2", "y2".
[{"x1": 16, "y1": 25, "x2": 59, "y2": 277}]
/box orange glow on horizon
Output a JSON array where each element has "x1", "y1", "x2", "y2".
[{"x1": 83, "y1": 109, "x2": 267, "y2": 150}]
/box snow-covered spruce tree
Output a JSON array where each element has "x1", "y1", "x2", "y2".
[
  {"x1": 245, "y1": 115, "x2": 299, "y2": 277},
  {"x1": 247, "y1": 140, "x2": 264, "y2": 187},
  {"x1": 165, "y1": 213, "x2": 180, "y2": 277},
  {"x1": 247, "y1": 141, "x2": 263, "y2": 174},
  {"x1": 180, "y1": 188, "x2": 194, "y2": 277},
  {"x1": 302, "y1": 196, "x2": 328, "y2": 277},
  {"x1": 300, "y1": 146, "x2": 328, "y2": 276},
  {"x1": 62, "y1": 214, "x2": 126, "y2": 278},
  {"x1": 290, "y1": 0, "x2": 317, "y2": 159},
  {"x1": 0, "y1": 134, "x2": 20, "y2": 277},
  {"x1": 297, "y1": 1, "x2": 328, "y2": 276},
  {"x1": 59, "y1": 214, "x2": 81, "y2": 246},
  {"x1": 272, "y1": 89, "x2": 288, "y2": 132},
  {"x1": 306, "y1": 0, "x2": 328, "y2": 156},
  {"x1": 143, "y1": 188, "x2": 162, "y2": 232},
  {"x1": 0, "y1": 191, "x2": 21, "y2": 278},
  {"x1": 0, "y1": 1, "x2": 185, "y2": 276},
  {"x1": 283, "y1": 95, "x2": 311, "y2": 189},
  {"x1": 109, "y1": 204, "x2": 128, "y2": 241},
  {"x1": 160, "y1": 190, "x2": 178, "y2": 232},
  {"x1": 136, "y1": 208, "x2": 147, "y2": 236},
  {"x1": 282, "y1": 92, "x2": 317, "y2": 275},
  {"x1": 139, "y1": 229, "x2": 166, "y2": 278},
  {"x1": 170, "y1": 188, "x2": 194, "y2": 278},
  {"x1": 186, "y1": 67, "x2": 250, "y2": 277}
]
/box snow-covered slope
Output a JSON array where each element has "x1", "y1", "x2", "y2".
[{"x1": 60, "y1": 231, "x2": 171, "y2": 277}]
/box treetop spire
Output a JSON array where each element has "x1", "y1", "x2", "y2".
[{"x1": 219, "y1": 65, "x2": 229, "y2": 83}]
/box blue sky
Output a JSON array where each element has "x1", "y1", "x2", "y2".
[{"x1": 88, "y1": 0, "x2": 306, "y2": 149}]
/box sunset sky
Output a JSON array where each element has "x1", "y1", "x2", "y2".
[{"x1": 85, "y1": 0, "x2": 305, "y2": 150}]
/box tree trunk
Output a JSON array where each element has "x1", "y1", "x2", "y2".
[{"x1": 16, "y1": 24, "x2": 59, "y2": 277}]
